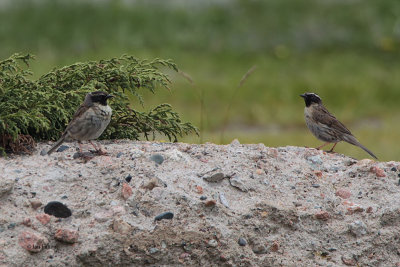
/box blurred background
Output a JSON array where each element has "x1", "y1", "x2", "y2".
[{"x1": 1, "y1": 0, "x2": 399, "y2": 161}]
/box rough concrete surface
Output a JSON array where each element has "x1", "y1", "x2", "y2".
[{"x1": 0, "y1": 140, "x2": 400, "y2": 266}]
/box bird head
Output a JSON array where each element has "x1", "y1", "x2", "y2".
[
  {"x1": 300, "y1": 92, "x2": 322, "y2": 107},
  {"x1": 86, "y1": 91, "x2": 114, "y2": 106}
]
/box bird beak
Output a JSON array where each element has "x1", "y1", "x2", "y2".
[
  {"x1": 106, "y1": 94, "x2": 114, "y2": 99},
  {"x1": 300, "y1": 94, "x2": 306, "y2": 98}
]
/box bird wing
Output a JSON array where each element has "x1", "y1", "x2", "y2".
[
  {"x1": 63, "y1": 103, "x2": 91, "y2": 135},
  {"x1": 312, "y1": 104, "x2": 353, "y2": 136}
]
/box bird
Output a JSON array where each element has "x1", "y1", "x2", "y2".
[
  {"x1": 47, "y1": 91, "x2": 113, "y2": 155},
  {"x1": 300, "y1": 92, "x2": 377, "y2": 159}
]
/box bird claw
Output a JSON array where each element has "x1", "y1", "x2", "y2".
[{"x1": 95, "y1": 149, "x2": 108, "y2": 156}]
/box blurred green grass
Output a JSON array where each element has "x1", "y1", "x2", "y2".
[{"x1": 1, "y1": 0, "x2": 399, "y2": 161}]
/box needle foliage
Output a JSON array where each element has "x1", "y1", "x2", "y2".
[{"x1": 0, "y1": 53, "x2": 198, "y2": 154}]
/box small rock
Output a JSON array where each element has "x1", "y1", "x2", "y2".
[
  {"x1": 195, "y1": 185, "x2": 203, "y2": 194},
  {"x1": 54, "y1": 229, "x2": 79, "y2": 244},
  {"x1": 200, "y1": 196, "x2": 207, "y2": 201},
  {"x1": 18, "y1": 231, "x2": 49, "y2": 252},
  {"x1": 150, "y1": 154, "x2": 164, "y2": 165},
  {"x1": 0, "y1": 179, "x2": 14, "y2": 197},
  {"x1": 219, "y1": 193, "x2": 229, "y2": 208},
  {"x1": 366, "y1": 207, "x2": 373, "y2": 213},
  {"x1": 61, "y1": 195, "x2": 68, "y2": 199},
  {"x1": 40, "y1": 149, "x2": 47, "y2": 156},
  {"x1": 348, "y1": 220, "x2": 367, "y2": 237},
  {"x1": 54, "y1": 229, "x2": 79, "y2": 243},
  {"x1": 336, "y1": 189, "x2": 352, "y2": 199},
  {"x1": 314, "y1": 171, "x2": 323, "y2": 178},
  {"x1": 346, "y1": 206, "x2": 364, "y2": 215},
  {"x1": 8, "y1": 223, "x2": 17, "y2": 229},
  {"x1": 207, "y1": 239, "x2": 218, "y2": 247},
  {"x1": 125, "y1": 174, "x2": 132, "y2": 183},
  {"x1": 341, "y1": 256, "x2": 356, "y2": 266},
  {"x1": 370, "y1": 166, "x2": 386, "y2": 177},
  {"x1": 22, "y1": 218, "x2": 32, "y2": 227},
  {"x1": 149, "y1": 247, "x2": 159, "y2": 254},
  {"x1": 315, "y1": 211, "x2": 330, "y2": 221},
  {"x1": 121, "y1": 183, "x2": 133, "y2": 200},
  {"x1": 44, "y1": 201, "x2": 72, "y2": 218},
  {"x1": 94, "y1": 211, "x2": 113, "y2": 222},
  {"x1": 155, "y1": 212, "x2": 174, "y2": 221},
  {"x1": 252, "y1": 243, "x2": 267, "y2": 254},
  {"x1": 112, "y1": 219, "x2": 132, "y2": 235},
  {"x1": 229, "y1": 176, "x2": 248, "y2": 192},
  {"x1": 204, "y1": 200, "x2": 216, "y2": 207},
  {"x1": 307, "y1": 155, "x2": 322, "y2": 165},
  {"x1": 143, "y1": 178, "x2": 159, "y2": 190},
  {"x1": 230, "y1": 139, "x2": 240, "y2": 145},
  {"x1": 56, "y1": 145, "x2": 69, "y2": 152},
  {"x1": 112, "y1": 206, "x2": 125, "y2": 215},
  {"x1": 116, "y1": 152, "x2": 124, "y2": 158},
  {"x1": 311, "y1": 184, "x2": 320, "y2": 188},
  {"x1": 270, "y1": 241, "x2": 279, "y2": 252},
  {"x1": 36, "y1": 214, "x2": 51, "y2": 225},
  {"x1": 203, "y1": 172, "x2": 225, "y2": 183},
  {"x1": 238, "y1": 237, "x2": 247, "y2": 246},
  {"x1": 391, "y1": 167, "x2": 397, "y2": 172}
]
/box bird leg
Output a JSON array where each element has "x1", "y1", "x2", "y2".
[
  {"x1": 316, "y1": 142, "x2": 330, "y2": 150},
  {"x1": 328, "y1": 143, "x2": 337, "y2": 153},
  {"x1": 78, "y1": 141, "x2": 83, "y2": 153},
  {"x1": 89, "y1": 141, "x2": 107, "y2": 155},
  {"x1": 89, "y1": 140, "x2": 98, "y2": 151}
]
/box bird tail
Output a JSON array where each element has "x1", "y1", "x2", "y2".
[
  {"x1": 343, "y1": 134, "x2": 377, "y2": 159},
  {"x1": 47, "y1": 136, "x2": 65, "y2": 155}
]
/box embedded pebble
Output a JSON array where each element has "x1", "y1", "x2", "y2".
[
  {"x1": 125, "y1": 174, "x2": 132, "y2": 183},
  {"x1": 36, "y1": 214, "x2": 51, "y2": 225},
  {"x1": 204, "y1": 200, "x2": 216, "y2": 207},
  {"x1": 307, "y1": 155, "x2": 323, "y2": 165},
  {"x1": 0, "y1": 179, "x2": 14, "y2": 197},
  {"x1": 44, "y1": 201, "x2": 72, "y2": 218},
  {"x1": 121, "y1": 183, "x2": 133, "y2": 200},
  {"x1": 149, "y1": 247, "x2": 159, "y2": 254},
  {"x1": 150, "y1": 154, "x2": 164, "y2": 165},
  {"x1": 219, "y1": 193, "x2": 229, "y2": 208},
  {"x1": 116, "y1": 152, "x2": 124, "y2": 158},
  {"x1": 207, "y1": 239, "x2": 218, "y2": 247},
  {"x1": 57, "y1": 145, "x2": 69, "y2": 152},
  {"x1": 229, "y1": 176, "x2": 248, "y2": 192},
  {"x1": 370, "y1": 166, "x2": 386, "y2": 177},
  {"x1": 315, "y1": 211, "x2": 330, "y2": 221},
  {"x1": 336, "y1": 188, "x2": 352, "y2": 199},
  {"x1": 30, "y1": 200, "x2": 43, "y2": 210},
  {"x1": 348, "y1": 220, "x2": 367, "y2": 237},
  {"x1": 112, "y1": 219, "x2": 132, "y2": 234},
  {"x1": 238, "y1": 237, "x2": 247, "y2": 246},
  {"x1": 18, "y1": 231, "x2": 49, "y2": 253},
  {"x1": 8, "y1": 223, "x2": 16, "y2": 229},
  {"x1": 200, "y1": 196, "x2": 207, "y2": 200},
  {"x1": 203, "y1": 172, "x2": 225, "y2": 183},
  {"x1": 155, "y1": 212, "x2": 174, "y2": 221},
  {"x1": 54, "y1": 229, "x2": 79, "y2": 243}
]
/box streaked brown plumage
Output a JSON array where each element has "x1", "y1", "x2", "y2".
[
  {"x1": 300, "y1": 92, "x2": 377, "y2": 159},
  {"x1": 47, "y1": 91, "x2": 113, "y2": 155}
]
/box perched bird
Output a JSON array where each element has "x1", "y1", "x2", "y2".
[
  {"x1": 300, "y1": 92, "x2": 377, "y2": 159},
  {"x1": 47, "y1": 91, "x2": 113, "y2": 155}
]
